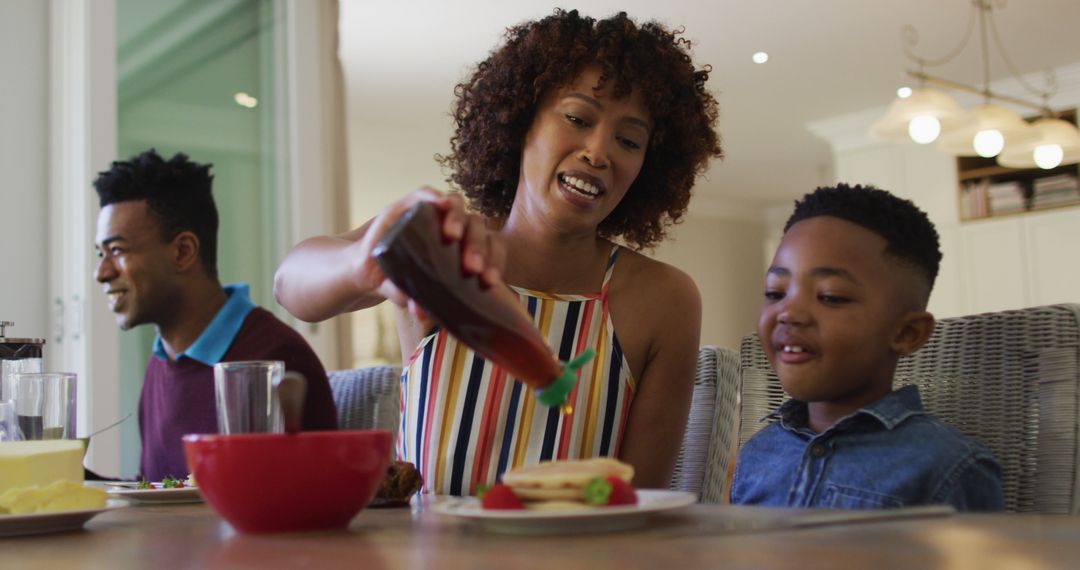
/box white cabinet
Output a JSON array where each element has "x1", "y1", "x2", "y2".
[
  {"x1": 960, "y1": 217, "x2": 1028, "y2": 314},
  {"x1": 929, "y1": 224, "x2": 966, "y2": 319},
  {"x1": 1022, "y1": 208, "x2": 1080, "y2": 306}
]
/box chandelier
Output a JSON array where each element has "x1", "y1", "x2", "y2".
[{"x1": 870, "y1": 0, "x2": 1080, "y2": 170}]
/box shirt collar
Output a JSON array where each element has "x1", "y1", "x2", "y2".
[
  {"x1": 766, "y1": 385, "x2": 926, "y2": 432},
  {"x1": 153, "y1": 284, "x2": 256, "y2": 365},
  {"x1": 857, "y1": 385, "x2": 926, "y2": 429}
]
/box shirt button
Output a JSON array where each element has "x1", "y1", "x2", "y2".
[{"x1": 810, "y1": 444, "x2": 826, "y2": 457}]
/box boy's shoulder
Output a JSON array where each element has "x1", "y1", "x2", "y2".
[
  {"x1": 873, "y1": 387, "x2": 991, "y2": 448},
  {"x1": 886, "y1": 407, "x2": 996, "y2": 461}
]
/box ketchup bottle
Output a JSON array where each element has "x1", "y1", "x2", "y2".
[{"x1": 372, "y1": 201, "x2": 593, "y2": 408}]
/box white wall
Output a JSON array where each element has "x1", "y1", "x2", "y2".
[
  {"x1": 652, "y1": 212, "x2": 765, "y2": 350},
  {"x1": 0, "y1": 0, "x2": 50, "y2": 345}
]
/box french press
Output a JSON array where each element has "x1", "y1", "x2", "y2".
[{"x1": 1, "y1": 320, "x2": 46, "y2": 402}]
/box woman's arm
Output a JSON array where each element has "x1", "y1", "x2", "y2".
[
  {"x1": 617, "y1": 266, "x2": 702, "y2": 489},
  {"x1": 272, "y1": 220, "x2": 382, "y2": 322},
  {"x1": 274, "y1": 188, "x2": 504, "y2": 322}
]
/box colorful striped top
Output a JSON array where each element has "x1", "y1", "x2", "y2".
[{"x1": 397, "y1": 246, "x2": 635, "y2": 496}]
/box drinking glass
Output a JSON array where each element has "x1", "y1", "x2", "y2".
[
  {"x1": 2, "y1": 356, "x2": 43, "y2": 403},
  {"x1": 214, "y1": 361, "x2": 284, "y2": 434},
  {"x1": 12, "y1": 372, "x2": 77, "y2": 440},
  {"x1": 0, "y1": 400, "x2": 15, "y2": 442}
]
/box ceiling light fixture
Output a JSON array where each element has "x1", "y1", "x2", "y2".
[
  {"x1": 234, "y1": 92, "x2": 258, "y2": 109},
  {"x1": 752, "y1": 51, "x2": 769, "y2": 64},
  {"x1": 870, "y1": 0, "x2": 1080, "y2": 169}
]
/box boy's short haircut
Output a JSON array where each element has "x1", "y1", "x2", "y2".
[
  {"x1": 784, "y1": 183, "x2": 942, "y2": 296},
  {"x1": 93, "y1": 149, "x2": 219, "y2": 278}
]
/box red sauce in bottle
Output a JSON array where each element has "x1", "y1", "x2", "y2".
[{"x1": 372, "y1": 202, "x2": 592, "y2": 408}]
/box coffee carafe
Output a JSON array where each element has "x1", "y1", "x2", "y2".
[{"x1": 1, "y1": 320, "x2": 45, "y2": 402}]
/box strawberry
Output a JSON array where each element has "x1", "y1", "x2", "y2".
[
  {"x1": 605, "y1": 476, "x2": 637, "y2": 506},
  {"x1": 479, "y1": 483, "x2": 524, "y2": 510},
  {"x1": 583, "y1": 476, "x2": 638, "y2": 506}
]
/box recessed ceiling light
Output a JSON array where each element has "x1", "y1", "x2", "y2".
[
  {"x1": 752, "y1": 51, "x2": 769, "y2": 64},
  {"x1": 234, "y1": 92, "x2": 258, "y2": 108},
  {"x1": 897, "y1": 86, "x2": 913, "y2": 99}
]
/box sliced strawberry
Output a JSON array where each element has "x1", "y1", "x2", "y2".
[
  {"x1": 583, "y1": 476, "x2": 637, "y2": 506},
  {"x1": 480, "y1": 483, "x2": 524, "y2": 510},
  {"x1": 605, "y1": 476, "x2": 637, "y2": 506}
]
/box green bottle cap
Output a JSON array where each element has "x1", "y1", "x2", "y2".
[{"x1": 536, "y1": 348, "x2": 595, "y2": 407}]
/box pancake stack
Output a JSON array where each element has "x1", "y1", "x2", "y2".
[{"x1": 498, "y1": 457, "x2": 636, "y2": 510}]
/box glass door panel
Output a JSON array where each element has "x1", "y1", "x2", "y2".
[{"x1": 115, "y1": 0, "x2": 282, "y2": 475}]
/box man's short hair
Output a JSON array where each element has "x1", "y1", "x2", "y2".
[
  {"x1": 93, "y1": 149, "x2": 219, "y2": 277},
  {"x1": 784, "y1": 183, "x2": 942, "y2": 294}
]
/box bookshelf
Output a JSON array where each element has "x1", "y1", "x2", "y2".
[{"x1": 958, "y1": 110, "x2": 1080, "y2": 221}]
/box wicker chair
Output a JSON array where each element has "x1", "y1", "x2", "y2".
[
  {"x1": 738, "y1": 303, "x2": 1080, "y2": 514},
  {"x1": 668, "y1": 346, "x2": 740, "y2": 499},
  {"x1": 700, "y1": 346, "x2": 741, "y2": 502},
  {"x1": 328, "y1": 366, "x2": 401, "y2": 432}
]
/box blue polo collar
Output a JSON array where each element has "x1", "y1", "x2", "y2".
[{"x1": 153, "y1": 283, "x2": 257, "y2": 365}]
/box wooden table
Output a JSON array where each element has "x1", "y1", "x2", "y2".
[{"x1": 6, "y1": 499, "x2": 1079, "y2": 569}]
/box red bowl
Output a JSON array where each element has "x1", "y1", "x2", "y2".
[{"x1": 183, "y1": 430, "x2": 392, "y2": 534}]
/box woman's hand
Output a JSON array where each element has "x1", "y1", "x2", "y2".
[
  {"x1": 273, "y1": 187, "x2": 505, "y2": 323},
  {"x1": 356, "y1": 188, "x2": 507, "y2": 320}
]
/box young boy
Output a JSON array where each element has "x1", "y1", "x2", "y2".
[{"x1": 730, "y1": 183, "x2": 1004, "y2": 511}]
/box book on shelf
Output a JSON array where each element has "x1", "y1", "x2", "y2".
[
  {"x1": 987, "y1": 181, "x2": 1024, "y2": 214},
  {"x1": 1031, "y1": 173, "x2": 1080, "y2": 210},
  {"x1": 961, "y1": 179, "x2": 989, "y2": 219},
  {"x1": 1033, "y1": 174, "x2": 1078, "y2": 194}
]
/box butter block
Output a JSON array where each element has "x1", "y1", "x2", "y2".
[
  {"x1": 0, "y1": 480, "x2": 106, "y2": 514},
  {"x1": 0, "y1": 440, "x2": 84, "y2": 495}
]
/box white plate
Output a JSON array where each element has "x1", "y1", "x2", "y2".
[
  {"x1": 431, "y1": 489, "x2": 695, "y2": 535},
  {"x1": 104, "y1": 483, "x2": 203, "y2": 505},
  {"x1": 0, "y1": 499, "x2": 128, "y2": 537}
]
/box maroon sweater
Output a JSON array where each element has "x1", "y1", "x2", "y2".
[{"x1": 139, "y1": 308, "x2": 337, "y2": 480}]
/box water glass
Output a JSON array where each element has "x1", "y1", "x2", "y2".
[
  {"x1": 2, "y1": 357, "x2": 43, "y2": 403},
  {"x1": 12, "y1": 372, "x2": 77, "y2": 440},
  {"x1": 0, "y1": 400, "x2": 15, "y2": 442},
  {"x1": 214, "y1": 361, "x2": 284, "y2": 434}
]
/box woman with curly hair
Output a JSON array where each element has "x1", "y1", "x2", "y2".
[{"x1": 275, "y1": 9, "x2": 722, "y2": 495}]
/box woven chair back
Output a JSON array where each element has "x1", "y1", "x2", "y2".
[{"x1": 738, "y1": 303, "x2": 1080, "y2": 514}]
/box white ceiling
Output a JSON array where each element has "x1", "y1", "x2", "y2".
[{"x1": 339, "y1": 0, "x2": 1080, "y2": 212}]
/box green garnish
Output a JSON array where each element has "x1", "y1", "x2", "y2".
[
  {"x1": 475, "y1": 483, "x2": 490, "y2": 499},
  {"x1": 583, "y1": 476, "x2": 612, "y2": 506},
  {"x1": 161, "y1": 476, "x2": 185, "y2": 489},
  {"x1": 136, "y1": 479, "x2": 152, "y2": 490}
]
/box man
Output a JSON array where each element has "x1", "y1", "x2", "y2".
[{"x1": 93, "y1": 149, "x2": 337, "y2": 481}]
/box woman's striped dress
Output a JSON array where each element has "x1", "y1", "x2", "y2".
[{"x1": 397, "y1": 246, "x2": 635, "y2": 496}]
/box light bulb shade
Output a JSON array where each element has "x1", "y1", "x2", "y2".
[
  {"x1": 870, "y1": 88, "x2": 966, "y2": 143},
  {"x1": 937, "y1": 104, "x2": 1030, "y2": 157},
  {"x1": 1034, "y1": 144, "x2": 1064, "y2": 169},
  {"x1": 973, "y1": 130, "x2": 1005, "y2": 157},
  {"x1": 998, "y1": 118, "x2": 1080, "y2": 169},
  {"x1": 908, "y1": 116, "x2": 941, "y2": 144}
]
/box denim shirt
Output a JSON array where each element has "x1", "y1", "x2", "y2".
[{"x1": 730, "y1": 385, "x2": 1005, "y2": 511}]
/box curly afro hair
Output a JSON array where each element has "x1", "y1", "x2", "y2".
[
  {"x1": 93, "y1": 149, "x2": 220, "y2": 278},
  {"x1": 438, "y1": 9, "x2": 722, "y2": 250},
  {"x1": 784, "y1": 183, "x2": 942, "y2": 293}
]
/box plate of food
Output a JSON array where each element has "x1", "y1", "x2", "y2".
[
  {"x1": 430, "y1": 458, "x2": 696, "y2": 534},
  {"x1": 0, "y1": 480, "x2": 128, "y2": 537},
  {"x1": 0, "y1": 500, "x2": 129, "y2": 537},
  {"x1": 104, "y1": 476, "x2": 202, "y2": 504}
]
